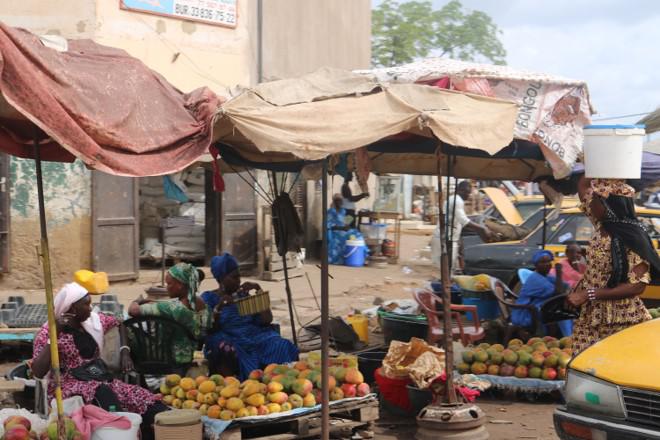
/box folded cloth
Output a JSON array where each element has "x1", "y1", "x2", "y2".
[{"x1": 71, "y1": 405, "x2": 132, "y2": 440}]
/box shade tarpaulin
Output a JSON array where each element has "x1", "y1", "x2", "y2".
[
  {"x1": 0, "y1": 23, "x2": 218, "y2": 176},
  {"x1": 358, "y1": 58, "x2": 594, "y2": 178},
  {"x1": 213, "y1": 68, "x2": 532, "y2": 176}
]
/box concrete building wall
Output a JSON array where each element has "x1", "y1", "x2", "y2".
[
  {"x1": 0, "y1": 0, "x2": 97, "y2": 38},
  {"x1": 0, "y1": 0, "x2": 257, "y2": 287},
  {"x1": 5, "y1": 158, "x2": 91, "y2": 288},
  {"x1": 94, "y1": 1, "x2": 255, "y2": 92},
  {"x1": 261, "y1": 0, "x2": 372, "y2": 80}
]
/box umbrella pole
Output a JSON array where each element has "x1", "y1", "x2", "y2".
[
  {"x1": 437, "y1": 165, "x2": 457, "y2": 404},
  {"x1": 271, "y1": 171, "x2": 298, "y2": 346},
  {"x1": 320, "y1": 159, "x2": 330, "y2": 440},
  {"x1": 542, "y1": 199, "x2": 547, "y2": 249},
  {"x1": 33, "y1": 136, "x2": 65, "y2": 433},
  {"x1": 281, "y1": 261, "x2": 298, "y2": 346}
]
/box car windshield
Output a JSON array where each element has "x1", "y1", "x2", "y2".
[
  {"x1": 523, "y1": 210, "x2": 660, "y2": 245},
  {"x1": 516, "y1": 201, "x2": 544, "y2": 221}
]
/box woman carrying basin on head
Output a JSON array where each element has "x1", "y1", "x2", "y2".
[{"x1": 568, "y1": 178, "x2": 660, "y2": 354}]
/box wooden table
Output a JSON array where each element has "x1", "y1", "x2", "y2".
[{"x1": 365, "y1": 211, "x2": 403, "y2": 264}]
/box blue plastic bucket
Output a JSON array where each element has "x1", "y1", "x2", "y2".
[
  {"x1": 344, "y1": 239, "x2": 366, "y2": 267},
  {"x1": 461, "y1": 289, "x2": 500, "y2": 321}
]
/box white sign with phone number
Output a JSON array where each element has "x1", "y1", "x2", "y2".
[
  {"x1": 121, "y1": 0, "x2": 237, "y2": 28},
  {"x1": 173, "y1": 0, "x2": 237, "y2": 26}
]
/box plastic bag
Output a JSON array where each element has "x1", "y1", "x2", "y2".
[{"x1": 381, "y1": 338, "x2": 445, "y2": 383}]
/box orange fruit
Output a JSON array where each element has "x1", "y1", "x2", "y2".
[
  {"x1": 207, "y1": 405, "x2": 221, "y2": 419},
  {"x1": 179, "y1": 378, "x2": 196, "y2": 392},
  {"x1": 195, "y1": 376, "x2": 209, "y2": 387},
  {"x1": 198, "y1": 380, "x2": 216, "y2": 394}
]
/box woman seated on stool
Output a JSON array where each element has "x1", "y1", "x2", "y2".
[
  {"x1": 511, "y1": 250, "x2": 573, "y2": 337},
  {"x1": 31, "y1": 283, "x2": 168, "y2": 440},
  {"x1": 128, "y1": 263, "x2": 211, "y2": 364},
  {"x1": 201, "y1": 253, "x2": 299, "y2": 379}
]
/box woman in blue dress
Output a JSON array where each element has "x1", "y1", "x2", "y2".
[
  {"x1": 327, "y1": 194, "x2": 364, "y2": 265},
  {"x1": 511, "y1": 250, "x2": 573, "y2": 337},
  {"x1": 201, "y1": 253, "x2": 299, "y2": 378}
]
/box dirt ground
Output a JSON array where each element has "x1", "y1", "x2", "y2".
[{"x1": 0, "y1": 232, "x2": 559, "y2": 439}]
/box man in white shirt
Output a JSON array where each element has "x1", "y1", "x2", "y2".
[
  {"x1": 341, "y1": 172, "x2": 369, "y2": 228},
  {"x1": 446, "y1": 181, "x2": 494, "y2": 274}
]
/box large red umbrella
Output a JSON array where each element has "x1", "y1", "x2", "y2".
[{"x1": 0, "y1": 22, "x2": 218, "y2": 430}]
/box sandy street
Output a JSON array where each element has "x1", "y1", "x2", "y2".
[{"x1": 0, "y1": 232, "x2": 559, "y2": 439}]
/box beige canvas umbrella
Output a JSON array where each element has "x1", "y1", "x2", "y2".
[{"x1": 211, "y1": 67, "x2": 566, "y2": 439}]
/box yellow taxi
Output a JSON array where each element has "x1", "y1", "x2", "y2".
[
  {"x1": 463, "y1": 206, "x2": 660, "y2": 306},
  {"x1": 554, "y1": 318, "x2": 660, "y2": 439},
  {"x1": 478, "y1": 187, "x2": 580, "y2": 225}
]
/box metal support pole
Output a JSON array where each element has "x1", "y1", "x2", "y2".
[
  {"x1": 281, "y1": 260, "x2": 298, "y2": 346},
  {"x1": 34, "y1": 136, "x2": 65, "y2": 437},
  {"x1": 437, "y1": 162, "x2": 457, "y2": 404},
  {"x1": 320, "y1": 159, "x2": 330, "y2": 439},
  {"x1": 542, "y1": 199, "x2": 547, "y2": 249}
]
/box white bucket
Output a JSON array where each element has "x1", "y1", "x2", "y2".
[
  {"x1": 583, "y1": 125, "x2": 645, "y2": 179},
  {"x1": 91, "y1": 412, "x2": 142, "y2": 440}
]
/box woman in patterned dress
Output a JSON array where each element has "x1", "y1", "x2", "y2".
[
  {"x1": 568, "y1": 178, "x2": 660, "y2": 354},
  {"x1": 128, "y1": 263, "x2": 211, "y2": 364},
  {"x1": 32, "y1": 283, "x2": 167, "y2": 440}
]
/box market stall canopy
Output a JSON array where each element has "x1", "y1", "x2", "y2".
[
  {"x1": 357, "y1": 57, "x2": 594, "y2": 179},
  {"x1": 213, "y1": 67, "x2": 554, "y2": 180},
  {"x1": 0, "y1": 23, "x2": 218, "y2": 176},
  {"x1": 639, "y1": 108, "x2": 660, "y2": 135}
]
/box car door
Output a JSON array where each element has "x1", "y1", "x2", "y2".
[{"x1": 638, "y1": 214, "x2": 660, "y2": 304}]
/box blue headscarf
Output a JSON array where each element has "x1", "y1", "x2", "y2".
[
  {"x1": 531, "y1": 249, "x2": 554, "y2": 265},
  {"x1": 211, "y1": 253, "x2": 239, "y2": 282}
]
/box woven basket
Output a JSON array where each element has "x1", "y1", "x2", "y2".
[{"x1": 235, "y1": 290, "x2": 270, "y2": 316}]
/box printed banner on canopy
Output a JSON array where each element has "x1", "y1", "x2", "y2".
[
  {"x1": 362, "y1": 58, "x2": 594, "y2": 179},
  {"x1": 486, "y1": 80, "x2": 591, "y2": 180},
  {"x1": 120, "y1": 0, "x2": 238, "y2": 28}
]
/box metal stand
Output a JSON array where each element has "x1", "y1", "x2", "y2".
[
  {"x1": 320, "y1": 160, "x2": 330, "y2": 440},
  {"x1": 416, "y1": 403, "x2": 489, "y2": 440},
  {"x1": 414, "y1": 161, "x2": 489, "y2": 439}
]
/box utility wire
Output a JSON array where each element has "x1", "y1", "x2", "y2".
[{"x1": 593, "y1": 112, "x2": 652, "y2": 122}]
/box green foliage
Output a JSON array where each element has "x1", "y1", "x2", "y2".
[{"x1": 372, "y1": 0, "x2": 506, "y2": 67}]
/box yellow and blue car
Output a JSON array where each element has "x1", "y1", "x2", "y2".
[
  {"x1": 554, "y1": 318, "x2": 660, "y2": 439},
  {"x1": 463, "y1": 206, "x2": 660, "y2": 307}
]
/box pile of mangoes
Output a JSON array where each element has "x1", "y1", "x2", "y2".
[
  {"x1": 159, "y1": 362, "x2": 370, "y2": 420},
  {"x1": 457, "y1": 336, "x2": 572, "y2": 381}
]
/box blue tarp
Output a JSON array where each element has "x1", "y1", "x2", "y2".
[
  {"x1": 476, "y1": 374, "x2": 565, "y2": 393},
  {"x1": 216, "y1": 138, "x2": 545, "y2": 173}
]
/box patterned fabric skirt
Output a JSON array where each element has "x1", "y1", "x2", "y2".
[
  {"x1": 572, "y1": 301, "x2": 650, "y2": 355},
  {"x1": 48, "y1": 375, "x2": 159, "y2": 415}
]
